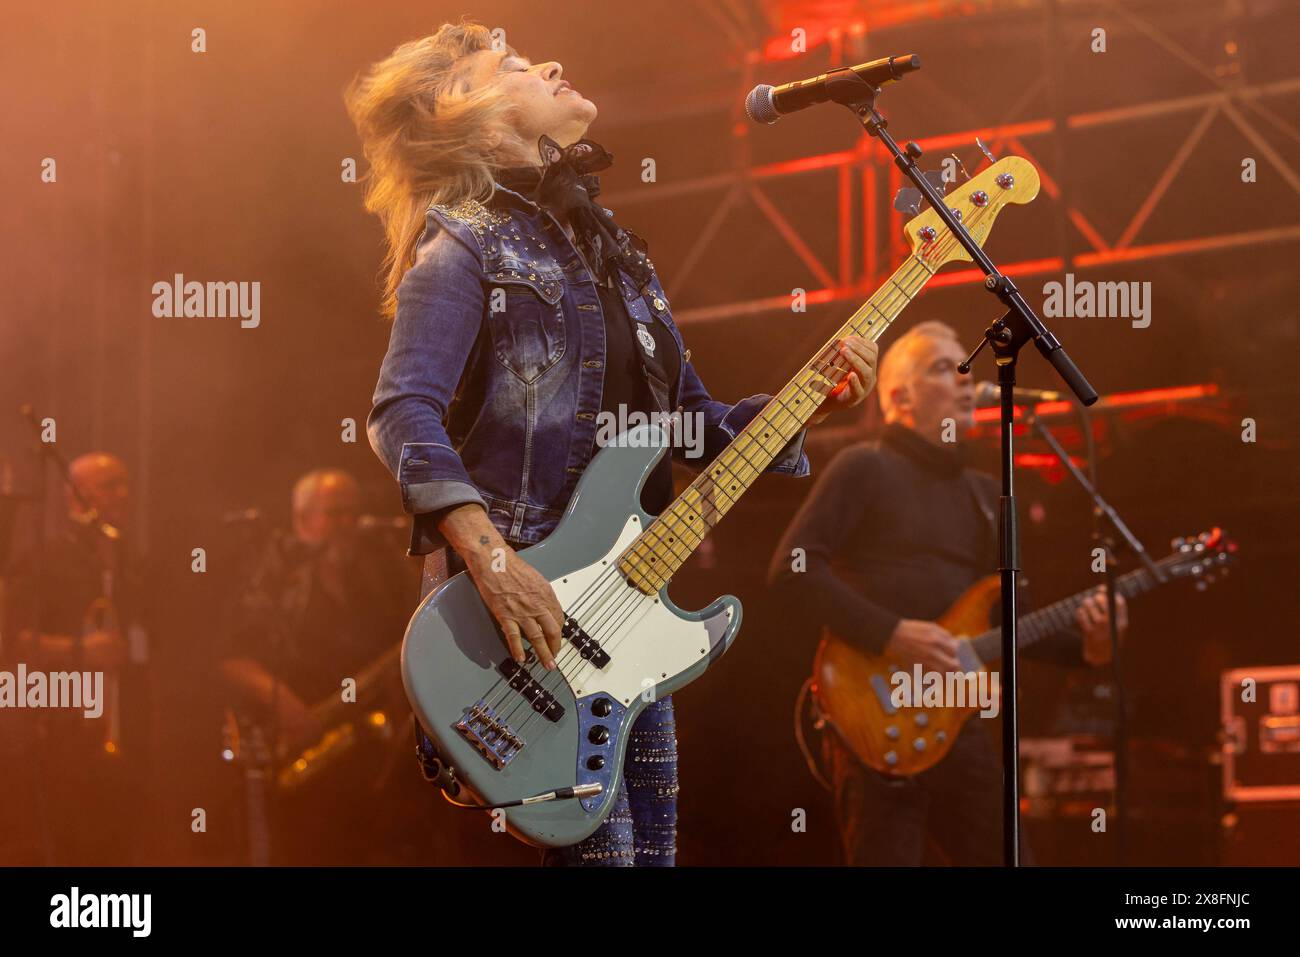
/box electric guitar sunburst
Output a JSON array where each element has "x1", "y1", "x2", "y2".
[
  {"x1": 401, "y1": 156, "x2": 1040, "y2": 847},
  {"x1": 814, "y1": 529, "x2": 1236, "y2": 777}
]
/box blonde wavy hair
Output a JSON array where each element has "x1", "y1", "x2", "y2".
[{"x1": 344, "y1": 20, "x2": 529, "y2": 318}]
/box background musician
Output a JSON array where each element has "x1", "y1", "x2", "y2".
[
  {"x1": 218, "y1": 467, "x2": 422, "y2": 864},
  {"x1": 1, "y1": 452, "x2": 154, "y2": 865},
  {"x1": 768, "y1": 321, "x2": 1127, "y2": 865}
]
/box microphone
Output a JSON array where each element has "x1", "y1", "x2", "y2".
[
  {"x1": 973, "y1": 382, "x2": 1065, "y2": 407},
  {"x1": 746, "y1": 54, "x2": 920, "y2": 125}
]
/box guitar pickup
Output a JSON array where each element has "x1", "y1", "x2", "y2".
[
  {"x1": 498, "y1": 659, "x2": 564, "y2": 722},
  {"x1": 562, "y1": 617, "x2": 611, "y2": 668}
]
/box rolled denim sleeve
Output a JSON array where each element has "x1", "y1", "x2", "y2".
[
  {"x1": 676, "y1": 359, "x2": 811, "y2": 477},
  {"x1": 367, "y1": 214, "x2": 489, "y2": 531}
]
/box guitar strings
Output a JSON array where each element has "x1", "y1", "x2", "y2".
[
  {"x1": 480, "y1": 209, "x2": 990, "y2": 740},
  {"x1": 540, "y1": 218, "x2": 979, "y2": 681},
  {"x1": 493, "y1": 218, "x2": 980, "y2": 738},
  {"x1": 492, "y1": 308, "x2": 891, "y2": 732},
  {"x1": 494, "y1": 231, "x2": 973, "y2": 741},
  {"x1": 541, "y1": 263, "x2": 932, "y2": 684}
]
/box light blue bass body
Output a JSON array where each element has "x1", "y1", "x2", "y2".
[{"x1": 401, "y1": 423, "x2": 741, "y2": 848}]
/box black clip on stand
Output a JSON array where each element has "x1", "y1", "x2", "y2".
[
  {"x1": 824, "y1": 68, "x2": 1099, "y2": 866},
  {"x1": 1020, "y1": 404, "x2": 1164, "y2": 864}
]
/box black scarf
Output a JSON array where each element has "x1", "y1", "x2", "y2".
[{"x1": 496, "y1": 135, "x2": 653, "y2": 292}]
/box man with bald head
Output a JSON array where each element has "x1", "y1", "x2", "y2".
[
  {"x1": 769, "y1": 320, "x2": 1126, "y2": 866},
  {"x1": 67, "y1": 452, "x2": 131, "y2": 531},
  {"x1": 222, "y1": 468, "x2": 377, "y2": 746}
]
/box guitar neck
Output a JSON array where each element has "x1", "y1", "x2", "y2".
[
  {"x1": 970, "y1": 560, "x2": 1171, "y2": 664},
  {"x1": 620, "y1": 254, "x2": 937, "y2": 593}
]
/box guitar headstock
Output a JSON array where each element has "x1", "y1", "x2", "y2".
[
  {"x1": 903, "y1": 156, "x2": 1041, "y2": 272},
  {"x1": 1162, "y1": 527, "x2": 1238, "y2": 589}
]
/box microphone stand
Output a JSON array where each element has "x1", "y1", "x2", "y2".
[
  {"x1": 1020, "y1": 404, "x2": 1164, "y2": 864},
  {"x1": 824, "y1": 71, "x2": 1098, "y2": 866}
]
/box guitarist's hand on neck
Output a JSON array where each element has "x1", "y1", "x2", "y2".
[
  {"x1": 1077, "y1": 588, "x2": 1128, "y2": 666},
  {"x1": 884, "y1": 619, "x2": 962, "y2": 674},
  {"x1": 808, "y1": 336, "x2": 878, "y2": 427}
]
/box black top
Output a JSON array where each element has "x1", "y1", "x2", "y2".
[
  {"x1": 768, "y1": 422, "x2": 1082, "y2": 663},
  {"x1": 4, "y1": 524, "x2": 150, "y2": 647},
  {"x1": 220, "y1": 531, "x2": 415, "y2": 703},
  {"x1": 595, "y1": 277, "x2": 679, "y2": 516}
]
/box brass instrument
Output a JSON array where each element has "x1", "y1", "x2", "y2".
[
  {"x1": 275, "y1": 642, "x2": 403, "y2": 792},
  {"x1": 221, "y1": 642, "x2": 405, "y2": 796},
  {"x1": 82, "y1": 567, "x2": 122, "y2": 755}
]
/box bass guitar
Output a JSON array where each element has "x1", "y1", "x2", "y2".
[{"x1": 402, "y1": 156, "x2": 1041, "y2": 846}]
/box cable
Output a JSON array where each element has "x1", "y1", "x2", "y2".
[{"x1": 793, "y1": 676, "x2": 833, "y2": 792}]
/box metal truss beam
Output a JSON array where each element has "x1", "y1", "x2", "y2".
[{"x1": 603, "y1": 10, "x2": 1300, "y2": 326}]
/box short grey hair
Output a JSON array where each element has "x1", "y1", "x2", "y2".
[{"x1": 877, "y1": 320, "x2": 960, "y2": 422}]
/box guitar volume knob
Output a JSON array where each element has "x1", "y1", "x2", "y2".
[{"x1": 592, "y1": 697, "x2": 613, "y2": 717}]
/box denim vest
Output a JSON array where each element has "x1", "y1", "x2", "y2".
[{"x1": 367, "y1": 180, "x2": 810, "y2": 555}]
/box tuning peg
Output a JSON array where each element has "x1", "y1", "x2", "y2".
[
  {"x1": 976, "y1": 137, "x2": 997, "y2": 165},
  {"x1": 893, "y1": 187, "x2": 922, "y2": 218},
  {"x1": 1171, "y1": 536, "x2": 1187, "y2": 550}
]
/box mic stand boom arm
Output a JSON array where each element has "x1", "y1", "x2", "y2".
[{"x1": 826, "y1": 72, "x2": 1098, "y2": 867}]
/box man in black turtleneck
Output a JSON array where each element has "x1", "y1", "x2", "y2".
[{"x1": 768, "y1": 320, "x2": 1126, "y2": 866}]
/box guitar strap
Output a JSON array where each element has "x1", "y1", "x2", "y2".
[
  {"x1": 420, "y1": 547, "x2": 450, "y2": 601},
  {"x1": 963, "y1": 468, "x2": 1031, "y2": 624}
]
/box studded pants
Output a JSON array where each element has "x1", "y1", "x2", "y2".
[{"x1": 542, "y1": 694, "x2": 679, "y2": 867}]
